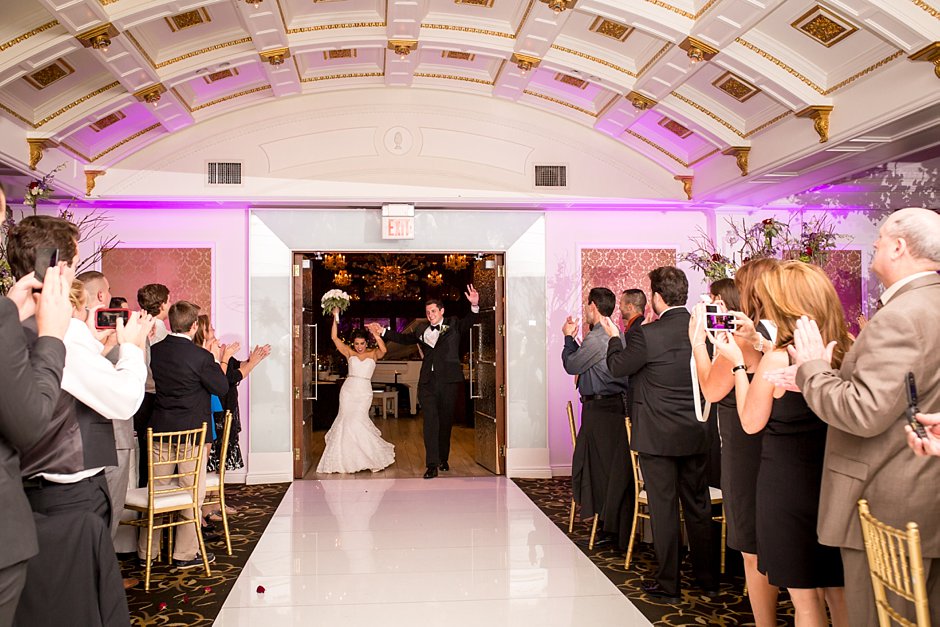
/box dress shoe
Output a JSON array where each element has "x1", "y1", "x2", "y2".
[
  {"x1": 641, "y1": 581, "x2": 681, "y2": 604},
  {"x1": 201, "y1": 527, "x2": 222, "y2": 542},
  {"x1": 439, "y1": 461, "x2": 450, "y2": 471},
  {"x1": 123, "y1": 577, "x2": 139, "y2": 590},
  {"x1": 423, "y1": 465, "x2": 438, "y2": 479},
  {"x1": 590, "y1": 535, "x2": 614, "y2": 548}
]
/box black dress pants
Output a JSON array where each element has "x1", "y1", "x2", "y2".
[
  {"x1": 418, "y1": 378, "x2": 459, "y2": 466},
  {"x1": 134, "y1": 392, "x2": 155, "y2": 488},
  {"x1": 639, "y1": 452, "x2": 718, "y2": 595}
]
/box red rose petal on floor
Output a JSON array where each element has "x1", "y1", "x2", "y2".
[
  {"x1": 256, "y1": 585, "x2": 266, "y2": 594},
  {"x1": 182, "y1": 596, "x2": 189, "y2": 603},
  {"x1": 158, "y1": 602, "x2": 167, "y2": 611},
  {"x1": 204, "y1": 586, "x2": 212, "y2": 593}
]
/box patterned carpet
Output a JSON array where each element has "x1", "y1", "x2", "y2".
[
  {"x1": 513, "y1": 478, "x2": 797, "y2": 626},
  {"x1": 120, "y1": 482, "x2": 290, "y2": 626}
]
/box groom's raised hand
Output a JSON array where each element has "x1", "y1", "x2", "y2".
[{"x1": 465, "y1": 284, "x2": 480, "y2": 307}]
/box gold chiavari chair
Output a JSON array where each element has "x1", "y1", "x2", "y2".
[
  {"x1": 566, "y1": 401, "x2": 600, "y2": 547},
  {"x1": 122, "y1": 424, "x2": 211, "y2": 591},
  {"x1": 203, "y1": 411, "x2": 233, "y2": 556},
  {"x1": 858, "y1": 499, "x2": 931, "y2": 626}
]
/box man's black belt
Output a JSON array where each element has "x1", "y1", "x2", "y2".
[
  {"x1": 580, "y1": 393, "x2": 622, "y2": 403},
  {"x1": 22, "y1": 476, "x2": 61, "y2": 489}
]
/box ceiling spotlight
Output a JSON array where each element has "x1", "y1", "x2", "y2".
[
  {"x1": 143, "y1": 91, "x2": 160, "y2": 106},
  {"x1": 133, "y1": 84, "x2": 166, "y2": 108},
  {"x1": 91, "y1": 34, "x2": 110, "y2": 53},
  {"x1": 678, "y1": 37, "x2": 719, "y2": 65},
  {"x1": 259, "y1": 48, "x2": 290, "y2": 66},
  {"x1": 539, "y1": 0, "x2": 577, "y2": 14},
  {"x1": 269, "y1": 54, "x2": 284, "y2": 66},
  {"x1": 687, "y1": 46, "x2": 704, "y2": 64},
  {"x1": 245, "y1": 0, "x2": 263, "y2": 7}
]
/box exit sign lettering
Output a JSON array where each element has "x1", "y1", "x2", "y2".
[{"x1": 382, "y1": 216, "x2": 414, "y2": 239}]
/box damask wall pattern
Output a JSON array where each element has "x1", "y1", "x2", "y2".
[
  {"x1": 823, "y1": 249, "x2": 863, "y2": 336},
  {"x1": 580, "y1": 248, "x2": 677, "y2": 326},
  {"x1": 102, "y1": 247, "x2": 213, "y2": 318}
]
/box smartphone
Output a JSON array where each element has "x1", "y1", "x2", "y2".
[
  {"x1": 705, "y1": 303, "x2": 736, "y2": 333},
  {"x1": 906, "y1": 372, "x2": 929, "y2": 439},
  {"x1": 95, "y1": 308, "x2": 130, "y2": 330},
  {"x1": 33, "y1": 248, "x2": 58, "y2": 282}
]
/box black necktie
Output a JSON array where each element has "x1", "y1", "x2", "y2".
[{"x1": 429, "y1": 324, "x2": 440, "y2": 332}]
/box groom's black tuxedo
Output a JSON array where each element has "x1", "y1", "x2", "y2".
[{"x1": 384, "y1": 310, "x2": 478, "y2": 468}]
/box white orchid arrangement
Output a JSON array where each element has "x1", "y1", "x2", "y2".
[{"x1": 321, "y1": 289, "x2": 351, "y2": 317}]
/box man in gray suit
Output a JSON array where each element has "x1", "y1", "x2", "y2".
[
  {"x1": 0, "y1": 185, "x2": 72, "y2": 626},
  {"x1": 771, "y1": 208, "x2": 940, "y2": 625}
]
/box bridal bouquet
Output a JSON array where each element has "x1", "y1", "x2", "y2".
[{"x1": 321, "y1": 289, "x2": 351, "y2": 316}]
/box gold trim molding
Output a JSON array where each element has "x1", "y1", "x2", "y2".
[
  {"x1": 795, "y1": 105, "x2": 833, "y2": 142},
  {"x1": 1, "y1": 21, "x2": 59, "y2": 53},
  {"x1": 744, "y1": 110, "x2": 792, "y2": 138},
  {"x1": 670, "y1": 91, "x2": 745, "y2": 138},
  {"x1": 909, "y1": 42, "x2": 940, "y2": 79},
  {"x1": 722, "y1": 146, "x2": 750, "y2": 176},
  {"x1": 523, "y1": 90, "x2": 596, "y2": 117},
  {"x1": 37, "y1": 82, "x2": 121, "y2": 128},
  {"x1": 623, "y1": 129, "x2": 687, "y2": 167},
  {"x1": 638, "y1": 43, "x2": 672, "y2": 76},
  {"x1": 416, "y1": 73, "x2": 495, "y2": 86},
  {"x1": 550, "y1": 45, "x2": 636, "y2": 77},
  {"x1": 421, "y1": 24, "x2": 514, "y2": 39},
  {"x1": 85, "y1": 170, "x2": 105, "y2": 196},
  {"x1": 91, "y1": 123, "x2": 161, "y2": 161},
  {"x1": 514, "y1": 0, "x2": 535, "y2": 38},
  {"x1": 190, "y1": 85, "x2": 272, "y2": 112},
  {"x1": 285, "y1": 21, "x2": 386, "y2": 35},
  {"x1": 300, "y1": 72, "x2": 384, "y2": 83},
  {"x1": 125, "y1": 32, "x2": 253, "y2": 69},
  {"x1": 911, "y1": 0, "x2": 940, "y2": 19}
]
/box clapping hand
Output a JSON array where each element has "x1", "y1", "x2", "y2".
[
  {"x1": 222, "y1": 341, "x2": 241, "y2": 362},
  {"x1": 598, "y1": 315, "x2": 619, "y2": 338},
  {"x1": 788, "y1": 315, "x2": 835, "y2": 368},
  {"x1": 562, "y1": 316, "x2": 580, "y2": 337},
  {"x1": 465, "y1": 284, "x2": 479, "y2": 307},
  {"x1": 248, "y1": 344, "x2": 272, "y2": 364},
  {"x1": 906, "y1": 412, "x2": 940, "y2": 457}
]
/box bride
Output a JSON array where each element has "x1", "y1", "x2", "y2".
[{"x1": 317, "y1": 308, "x2": 396, "y2": 473}]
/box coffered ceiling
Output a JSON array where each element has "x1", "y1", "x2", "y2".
[{"x1": 1, "y1": 0, "x2": 938, "y2": 203}]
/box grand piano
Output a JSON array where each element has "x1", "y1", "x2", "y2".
[{"x1": 372, "y1": 360, "x2": 421, "y2": 415}]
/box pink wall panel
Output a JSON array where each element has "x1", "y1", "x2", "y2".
[
  {"x1": 580, "y1": 248, "x2": 677, "y2": 327},
  {"x1": 102, "y1": 247, "x2": 213, "y2": 318}
]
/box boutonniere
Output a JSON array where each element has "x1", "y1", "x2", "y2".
[{"x1": 439, "y1": 324, "x2": 449, "y2": 335}]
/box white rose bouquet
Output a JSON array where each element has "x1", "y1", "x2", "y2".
[{"x1": 321, "y1": 289, "x2": 351, "y2": 318}]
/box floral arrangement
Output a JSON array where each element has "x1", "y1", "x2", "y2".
[
  {"x1": 23, "y1": 163, "x2": 66, "y2": 209},
  {"x1": 679, "y1": 214, "x2": 847, "y2": 283},
  {"x1": 321, "y1": 289, "x2": 351, "y2": 316}
]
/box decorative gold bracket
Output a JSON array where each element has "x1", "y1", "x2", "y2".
[
  {"x1": 76, "y1": 23, "x2": 119, "y2": 50},
  {"x1": 27, "y1": 138, "x2": 54, "y2": 170},
  {"x1": 259, "y1": 47, "x2": 290, "y2": 66},
  {"x1": 678, "y1": 37, "x2": 719, "y2": 63},
  {"x1": 722, "y1": 146, "x2": 750, "y2": 176},
  {"x1": 133, "y1": 84, "x2": 166, "y2": 106},
  {"x1": 674, "y1": 175, "x2": 693, "y2": 200},
  {"x1": 538, "y1": 0, "x2": 577, "y2": 14},
  {"x1": 796, "y1": 105, "x2": 833, "y2": 143},
  {"x1": 510, "y1": 53, "x2": 541, "y2": 73},
  {"x1": 387, "y1": 40, "x2": 418, "y2": 58},
  {"x1": 909, "y1": 42, "x2": 940, "y2": 80},
  {"x1": 626, "y1": 91, "x2": 656, "y2": 110},
  {"x1": 85, "y1": 170, "x2": 105, "y2": 196}
]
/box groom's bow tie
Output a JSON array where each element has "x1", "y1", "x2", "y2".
[{"x1": 429, "y1": 324, "x2": 441, "y2": 332}]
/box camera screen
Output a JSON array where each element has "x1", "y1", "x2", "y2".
[
  {"x1": 706, "y1": 313, "x2": 736, "y2": 332},
  {"x1": 96, "y1": 309, "x2": 130, "y2": 329}
]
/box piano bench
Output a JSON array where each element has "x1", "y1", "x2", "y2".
[{"x1": 371, "y1": 390, "x2": 399, "y2": 419}]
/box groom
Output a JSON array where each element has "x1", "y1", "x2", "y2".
[{"x1": 370, "y1": 285, "x2": 479, "y2": 478}]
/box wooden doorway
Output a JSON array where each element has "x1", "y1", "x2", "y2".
[{"x1": 290, "y1": 252, "x2": 507, "y2": 479}]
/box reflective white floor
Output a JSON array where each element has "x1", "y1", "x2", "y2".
[{"x1": 214, "y1": 476, "x2": 652, "y2": 626}]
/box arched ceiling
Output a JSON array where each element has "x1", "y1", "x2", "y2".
[{"x1": 1, "y1": 0, "x2": 938, "y2": 204}]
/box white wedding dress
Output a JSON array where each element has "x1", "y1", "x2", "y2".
[{"x1": 317, "y1": 357, "x2": 396, "y2": 473}]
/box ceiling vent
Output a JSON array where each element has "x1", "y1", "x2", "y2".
[
  {"x1": 534, "y1": 165, "x2": 567, "y2": 187},
  {"x1": 207, "y1": 161, "x2": 242, "y2": 185}
]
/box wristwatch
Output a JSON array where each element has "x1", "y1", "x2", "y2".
[{"x1": 731, "y1": 364, "x2": 747, "y2": 374}]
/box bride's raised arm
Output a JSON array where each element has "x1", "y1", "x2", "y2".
[
  {"x1": 330, "y1": 308, "x2": 353, "y2": 357},
  {"x1": 370, "y1": 324, "x2": 387, "y2": 360}
]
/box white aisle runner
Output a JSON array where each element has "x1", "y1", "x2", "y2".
[{"x1": 215, "y1": 476, "x2": 652, "y2": 626}]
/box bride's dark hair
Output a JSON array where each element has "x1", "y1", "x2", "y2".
[{"x1": 349, "y1": 329, "x2": 371, "y2": 343}]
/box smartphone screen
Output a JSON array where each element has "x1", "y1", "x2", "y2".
[
  {"x1": 705, "y1": 303, "x2": 736, "y2": 332},
  {"x1": 95, "y1": 308, "x2": 130, "y2": 329},
  {"x1": 33, "y1": 248, "x2": 58, "y2": 282}
]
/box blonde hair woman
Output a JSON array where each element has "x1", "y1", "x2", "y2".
[{"x1": 714, "y1": 261, "x2": 851, "y2": 627}]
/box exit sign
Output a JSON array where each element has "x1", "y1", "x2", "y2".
[{"x1": 382, "y1": 216, "x2": 414, "y2": 239}]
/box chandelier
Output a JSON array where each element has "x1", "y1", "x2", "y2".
[
  {"x1": 333, "y1": 270, "x2": 352, "y2": 287},
  {"x1": 359, "y1": 254, "x2": 426, "y2": 298},
  {"x1": 425, "y1": 271, "x2": 444, "y2": 287},
  {"x1": 443, "y1": 254, "x2": 468, "y2": 272},
  {"x1": 324, "y1": 253, "x2": 346, "y2": 271}
]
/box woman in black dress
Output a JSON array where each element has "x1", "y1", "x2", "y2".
[
  {"x1": 690, "y1": 259, "x2": 779, "y2": 626},
  {"x1": 714, "y1": 261, "x2": 851, "y2": 627}
]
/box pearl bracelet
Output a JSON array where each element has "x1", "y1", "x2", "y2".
[{"x1": 753, "y1": 335, "x2": 764, "y2": 352}]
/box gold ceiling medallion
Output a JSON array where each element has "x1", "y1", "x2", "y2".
[
  {"x1": 442, "y1": 51, "x2": 475, "y2": 61},
  {"x1": 165, "y1": 8, "x2": 211, "y2": 33},
  {"x1": 909, "y1": 42, "x2": 940, "y2": 80},
  {"x1": 588, "y1": 16, "x2": 633, "y2": 42},
  {"x1": 388, "y1": 40, "x2": 418, "y2": 59},
  {"x1": 626, "y1": 91, "x2": 656, "y2": 110},
  {"x1": 674, "y1": 175, "x2": 693, "y2": 200},
  {"x1": 204, "y1": 68, "x2": 239, "y2": 84},
  {"x1": 90, "y1": 111, "x2": 126, "y2": 132},
  {"x1": 678, "y1": 37, "x2": 718, "y2": 64},
  {"x1": 455, "y1": 0, "x2": 494, "y2": 6},
  {"x1": 324, "y1": 49, "x2": 357, "y2": 60},
  {"x1": 555, "y1": 73, "x2": 589, "y2": 89},
  {"x1": 510, "y1": 53, "x2": 540, "y2": 74},
  {"x1": 539, "y1": 0, "x2": 577, "y2": 15},
  {"x1": 134, "y1": 84, "x2": 166, "y2": 107},
  {"x1": 24, "y1": 59, "x2": 75, "y2": 90},
  {"x1": 796, "y1": 105, "x2": 833, "y2": 143},
  {"x1": 27, "y1": 138, "x2": 55, "y2": 170},
  {"x1": 260, "y1": 47, "x2": 290, "y2": 66},
  {"x1": 722, "y1": 146, "x2": 750, "y2": 176},
  {"x1": 76, "y1": 23, "x2": 119, "y2": 54},
  {"x1": 85, "y1": 170, "x2": 105, "y2": 196},
  {"x1": 712, "y1": 71, "x2": 760, "y2": 102},
  {"x1": 791, "y1": 6, "x2": 857, "y2": 48},
  {"x1": 658, "y1": 117, "x2": 693, "y2": 139}
]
